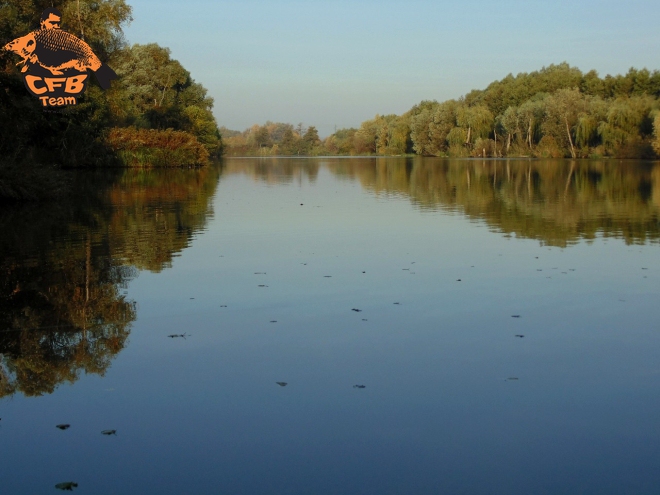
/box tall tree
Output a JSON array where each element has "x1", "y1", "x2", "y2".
[{"x1": 543, "y1": 88, "x2": 589, "y2": 158}]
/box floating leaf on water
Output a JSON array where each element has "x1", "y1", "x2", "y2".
[
  {"x1": 353, "y1": 385, "x2": 366, "y2": 389},
  {"x1": 276, "y1": 382, "x2": 287, "y2": 387},
  {"x1": 56, "y1": 424, "x2": 70, "y2": 430},
  {"x1": 55, "y1": 482, "x2": 78, "y2": 491},
  {"x1": 101, "y1": 429, "x2": 116, "y2": 435}
]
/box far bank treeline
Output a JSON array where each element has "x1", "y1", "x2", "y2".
[
  {"x1": 224, "y1": 64, "x2": 660, "y2": 159},
  {"x1": 0, "y1": 0, "x2": 221, "y2": 196}
]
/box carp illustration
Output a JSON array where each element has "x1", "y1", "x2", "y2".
[{"x1": 2, "y1": 8, "x2": 116, "y2": 90}]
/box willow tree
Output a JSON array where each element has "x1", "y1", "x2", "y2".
[
  {"x1": 428, "y1": 100, "x2": 460, "y2": 155},
  {"x1": 597, "y1": 95, "x2": 657, "y2": 154},
  {"x1": 518, "y1": 97, "x2": 547, "y2": 149},
  {"x1": 456, "y1": 104, "x2": 493, "y2": 145},
  {"x1": 575, "y1": 97, "x2": 607, "y2": 148},
  {"x1": 499, "y1": 106, "x2": 521, "y2": 153},
  {"x1": 543, "y1": 88, "x2": 589, "y2": 158},
  {"x1": 410, "y1": 108, "x2": 433, "y2": 155}
]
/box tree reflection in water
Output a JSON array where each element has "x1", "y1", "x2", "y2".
[
  {"x1": 227, "y1": 157, "x2": 660, "y2": 247},
  {"x1": 0, "y1": 165, "x2": 220, "y2": 398},
  {"x1": 3, "y1": 158, "x2": 657, "y2": 397}
]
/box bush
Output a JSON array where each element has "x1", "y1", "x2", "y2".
[
  {"x1": 536, "y1": 136, "x2": 564, "y2": 158},
  {"x1": 105, "y1": 127, "x2": 209, "y2": 167}
]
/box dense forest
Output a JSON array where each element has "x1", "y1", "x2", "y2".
[
  {"x1": 224, "y1": 64, "x2": 660, "y2": 160},
  {"x1": 0, "y1": 0, "x2": 222, "y2": 200}
]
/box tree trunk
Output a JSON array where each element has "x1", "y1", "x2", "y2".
[{"x1": 565, "y1": 117, "x2": 576, "y2": 158}]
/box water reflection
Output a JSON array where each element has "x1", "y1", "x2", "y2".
[
  {"x1": 107, "y1": 166, "x2": 221, "y2": 271},
  {"x1": 223, "y1": 157, "x2": 319, "y2": 185},
  {"x1": 0, "y1": 166, "x2": 220, "y2": 397},
  {"x1": 226, "y1": 158, "x2": 660, "y2": 247},
  {"x1": 2, "y1": 158, "x2": 659, "y2": 494}
]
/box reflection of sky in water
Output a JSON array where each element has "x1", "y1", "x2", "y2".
[{"x1": 2, "y1": 162, "x2": 660, "y2": 494}]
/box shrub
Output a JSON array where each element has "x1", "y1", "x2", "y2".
[{"x1": 105, "y1": 127, "x2": 209, "y2": 167}]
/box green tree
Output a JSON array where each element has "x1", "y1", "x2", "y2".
[
  {"x1": 653, "y1": 113, "x2": 660, "y2": 156},
  {"x1": 543, "y1": 88, "x2": 589, "y2": 158},
  {"x1": 302, "y1": 125, "x2": 320, "y2": 152},
  {"x1": 456, "y1": 104, "x2": 493, "y2": 145}
]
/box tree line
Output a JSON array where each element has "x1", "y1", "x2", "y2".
[
  {"x1": 0, "y1": 0, "x2": 222, "y2": 200},
  {"x1": 221, "y1": 122, "x2": 322, "y2": 156},
  {"x1": 224, "y1": 64, "x2": 660, "y2": 159}
]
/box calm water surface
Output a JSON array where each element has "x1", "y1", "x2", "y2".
[{"x1": 1, "y1": 158, "x2": 659, "y2": 494}]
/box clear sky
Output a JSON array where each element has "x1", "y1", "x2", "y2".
[{"x1": 124, "y1": 0, "x2": 660, "y2": 136}]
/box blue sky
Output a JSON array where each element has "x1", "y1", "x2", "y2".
[{"x1": 124, "y1": 0, "x2": 660, "y2": 136}]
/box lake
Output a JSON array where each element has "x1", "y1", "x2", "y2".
[{"x1": 1, "y1": 157, "x2": 659, "y2": 494}]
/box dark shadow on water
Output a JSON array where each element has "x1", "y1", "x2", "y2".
[{"x1": 0, "y1": 163, "x2": 222, "y2": 397}]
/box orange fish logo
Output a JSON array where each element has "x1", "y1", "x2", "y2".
[{"x1": 2, "y1": 8, "x2": 117, "y2": 108}]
